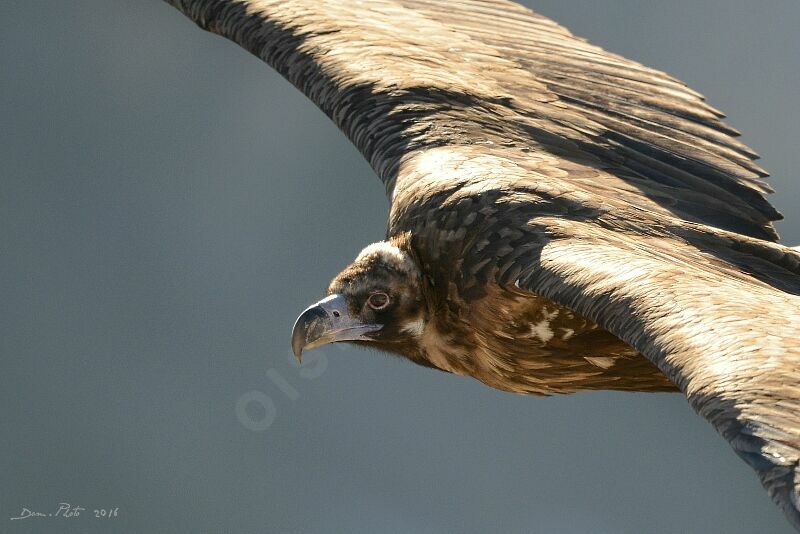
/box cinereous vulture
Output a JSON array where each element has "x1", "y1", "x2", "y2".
[{"x1": 163, "y1": 0, "x2": 800, "y2": 528}]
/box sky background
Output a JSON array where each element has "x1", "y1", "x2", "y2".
[{"x1": 2, "y1": 1, "x2": 799, "y2": 532}]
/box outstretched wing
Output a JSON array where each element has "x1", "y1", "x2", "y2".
[
  {"x1": 165, "y1": 0, "x2": 779, "y2": 240},
  {"x1": 514, "y1": 219, "x2": 800, "y2": 529},
  {"x1": 164, "y1": 0, "x2": 800, "y2": 526}
]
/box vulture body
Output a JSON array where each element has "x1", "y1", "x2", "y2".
[{"x1": 164, "y1": 0, "x2": 800, "y2": 528}]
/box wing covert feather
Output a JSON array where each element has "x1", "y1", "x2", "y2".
[
  {"x1": 514, "y1": 221, "x2": 800, "y2": 528},
  {"x1": 165, "y1": 0, "x2": 781, "y2": 239}
]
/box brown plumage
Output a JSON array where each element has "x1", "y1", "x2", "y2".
[{"x1": 164, "y1": 0, "x2": 800, "y2": 528}]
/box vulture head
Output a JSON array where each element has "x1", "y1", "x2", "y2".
[{"x1": 291, "y1": 241, "x2": 426, "y2": 362}]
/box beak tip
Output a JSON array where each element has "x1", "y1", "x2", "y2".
[
  {"x1": 291, "y1": 324, "x2": 306, "y2": 364},
  {"x1": 291, "y1": 301, "x2": 329, "y2": 364},
  {"x1": 292, "y1": 344, "x2": 303, "y2": 364}
]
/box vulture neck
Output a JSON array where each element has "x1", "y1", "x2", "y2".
[{"x1": 381, "y1": 234, "x2": 468, "y2": 374}]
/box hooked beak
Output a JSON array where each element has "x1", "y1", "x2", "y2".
[{"x1": 291, "y1": 294, "x2": 381, "y2": 362}]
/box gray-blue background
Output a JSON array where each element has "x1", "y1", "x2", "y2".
[{"x1": 2, "y1": 1, "x2": 798, "y2": 532}]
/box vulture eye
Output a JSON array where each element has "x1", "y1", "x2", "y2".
[{"x1": 367, "y1": 292, "x2": 390, "y2": 310}]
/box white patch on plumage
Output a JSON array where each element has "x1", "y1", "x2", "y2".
[
  {"x1": 529, "y1": 307, "x2": 559, "y2": 343},
  {"x1": 584, "y1": 356, "x2": 616, "y2": 369},
  {"x1": 560, "y1": 328, "x2": 575, "y2": 340},
  {"x1": 543, "y1": 308, "x2": 559, "y2": 320},
  {"x1": 355, "y1": 241, "x2": 416, "y2": 275},
  {"x1": 530, "y1": 320, "x2": 554, "y2": 343},
  {"x1": 401, "y1": 317, "x2": 426, "y2": 337}
]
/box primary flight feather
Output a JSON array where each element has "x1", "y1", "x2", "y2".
[{"x1": 164, "y1": 0, "x2": 800, "y2": 528}]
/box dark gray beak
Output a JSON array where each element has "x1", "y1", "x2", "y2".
[{"x1": 291, "y1": 294, "x2": 381, "y2": 362}]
